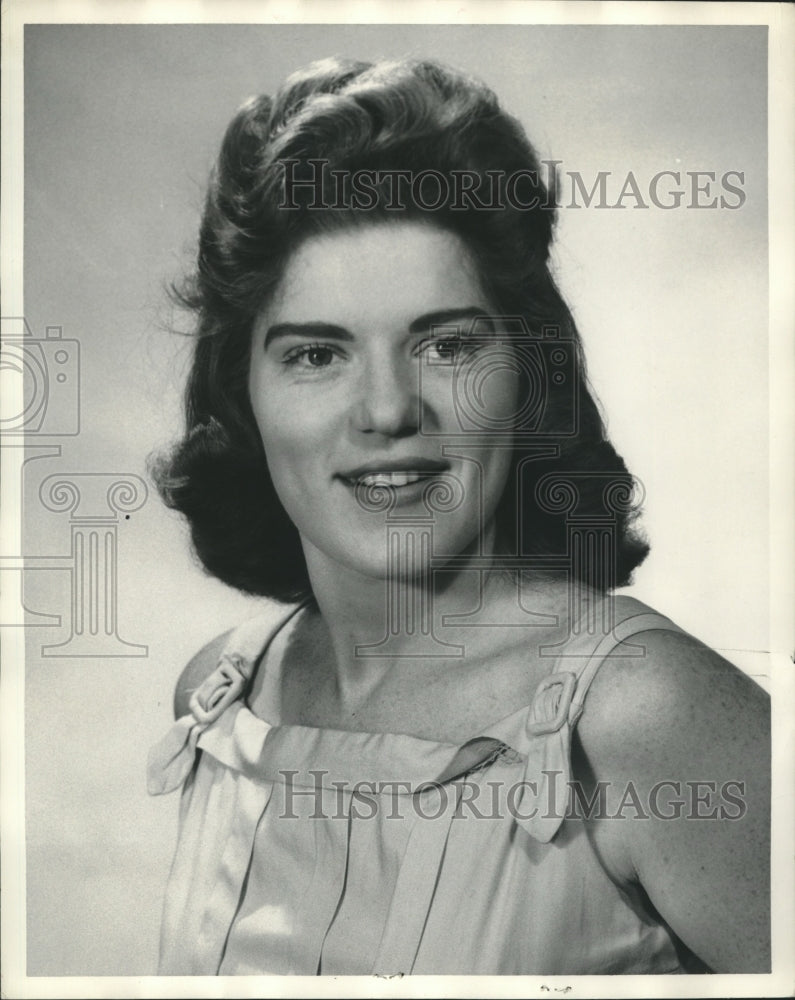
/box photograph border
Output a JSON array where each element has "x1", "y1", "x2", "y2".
[{"x1": 2, "y1": 2, "x2": 793, "y2": 998}]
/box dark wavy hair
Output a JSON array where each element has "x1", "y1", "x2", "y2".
[{"x1": 151, "y1": 56, "x2": 649, "y2": 602}]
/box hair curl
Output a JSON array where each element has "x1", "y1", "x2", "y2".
[{"x1": 151, "y1": 56, "x2": 649, "y2": 602}]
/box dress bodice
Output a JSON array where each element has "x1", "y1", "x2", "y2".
[{"x1": 148, "y1": 595, "x2": 689, "y2": 975}]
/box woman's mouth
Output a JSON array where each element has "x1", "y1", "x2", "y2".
[
  {"x1": 338, "y1": 461, "x2": 450, "y2": 506},
  {"x1": 353, "y1": 471, "x2": 430, "y2": 488}
]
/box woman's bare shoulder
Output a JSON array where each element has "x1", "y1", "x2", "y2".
[
  {"x1": 573, "y1": 619, "x2": 770, "y2": 973},
  {"x1": 574, "y1": 621, "x2": 769, "y2": 805},
  {"x1": 173, "y1": 630, "x2": 235, "y2": 719},
  {"x1": 578, "y1": 623, "x2": 769, "y2": 756}
]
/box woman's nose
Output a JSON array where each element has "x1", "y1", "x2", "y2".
[{"x1": 352, "y1": 356, "x2": 421, "y2": 437}]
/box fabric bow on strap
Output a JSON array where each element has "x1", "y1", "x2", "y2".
[
  {"x1": 512, "y1": 670, "x2": 579, "y2": 843},
  {"x1": 147, "y1": 654, "x2": 251, "y2": 795}
]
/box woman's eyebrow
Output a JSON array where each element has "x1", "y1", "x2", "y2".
[
  {"x1": 408, "y1": 307, "x2": 492, "y2": 335},
  {"x1": 264, "y1": 308, "x2": 490, "y2": 348},
  {"x1": 264, "y1": 322, "x2": 352, "y2": 348}
]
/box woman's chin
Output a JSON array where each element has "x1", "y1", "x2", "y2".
[{"x1": 302, "y1": 526, "x2": 487, "y2": 588}]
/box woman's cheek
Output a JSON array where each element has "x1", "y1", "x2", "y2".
[{"x1": 258, "y1": 407, "x2": 334, "y2": 487}]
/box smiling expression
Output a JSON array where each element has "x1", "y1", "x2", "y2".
[{"x1": 248, "y1": 221, "x2": 521, "y2": 581}]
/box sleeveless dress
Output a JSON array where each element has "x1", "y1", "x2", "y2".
[{"x1": 148, "y1": 595, "x2": 692, "y2": 975}]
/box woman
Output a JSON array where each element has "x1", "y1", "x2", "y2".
[{"x1": 148, "y1": 57, "x2": 769, "y2": 976}]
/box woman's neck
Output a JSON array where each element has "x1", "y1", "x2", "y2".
[{"x1": 298, "y1": 531, "x2": 574, "y2": 712}]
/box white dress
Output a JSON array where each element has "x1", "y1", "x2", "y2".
[{"x1": 148, "y1": 595, "x2": 693, "y2": 975}]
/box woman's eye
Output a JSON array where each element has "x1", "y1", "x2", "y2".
[
  {"x1": 283, "y1": 344, "x2": 338, "y2": 368},
  {"x1": 420, "y1": 336, "x2": 473, "y2": 364}
]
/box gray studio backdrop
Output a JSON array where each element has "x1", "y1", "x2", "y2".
[{"x1": 20, "y1": 24, "x2": 767, "y2": 975}]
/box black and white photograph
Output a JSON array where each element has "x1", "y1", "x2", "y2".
[{"x1": 1, "y1": 2, "x2": 793, "y2": 996}]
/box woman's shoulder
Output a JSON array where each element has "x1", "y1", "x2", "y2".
[
  {"x1": 172, "y1": 601, "x2": 308, "y2": 719},
  {"x1": 572, "y1": 598, "x2": 770, "y2": 864},
  {"x1": 576, "y1": 604, "x2": 769, "y2": 755},
  {"x1": 572, "y1": 595, "x2": 769, "y2": 767},
  {"x1": 570, "y1": 600, "x2": 770, "y2": 972}
]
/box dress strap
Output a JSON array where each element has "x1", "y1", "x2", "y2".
[
  {"x1": 147, "y1": 600, "x2": 308, "y2": 796},
  {"x1": 220, "y1": 598, "x2": 310, "y2": 666},
  {"x1": 512, "y1": 596, "x2": 688, "y2": 843}
]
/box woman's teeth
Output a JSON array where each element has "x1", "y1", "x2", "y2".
[{"x1": 356, "y1": 472, "x2": 427, "y2": 487}]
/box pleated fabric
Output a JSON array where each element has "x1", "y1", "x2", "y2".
[{"x1": 148, "y1": 596, "x2": 688, "y2": 975}]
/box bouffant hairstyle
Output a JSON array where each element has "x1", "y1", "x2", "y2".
[{"x1": 152, "y1": 57, "x2": 649, "y2": 602}]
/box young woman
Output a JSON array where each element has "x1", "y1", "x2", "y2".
[{"x1": 148, "y1": 57, "x2": 769, "y2": 976}]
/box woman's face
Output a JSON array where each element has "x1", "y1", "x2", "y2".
[{"x1": 249, "y1": 221, "x2": 520, "y2": 581}]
